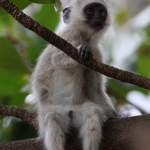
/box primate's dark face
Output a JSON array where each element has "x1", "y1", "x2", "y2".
[{"x1": 83, "y1": 3, "x2": 107, "y2": 31}]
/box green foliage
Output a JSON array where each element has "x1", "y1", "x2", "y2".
[
  {"x1": 0, "y1": 1, "x2": 59, "y2": 142},
  {"x1": 137, "y1": 26, "x2": 150, "y2": 78},
  {"x1": 33, "y1": 4, "x2": 60, "y2": 31},
  {"x1": 28, "y1": 4, "x2": 60, "y2": 65},
  {"x1": 28, "y1": 0, "x2": 62, "y2": 11},
  {"x1": 108, "y1": 79, "x2": 131, "y2": 105},
  {"x1": 0, "y1": 0, "x2": 62, "y2": 15},
  {"x1": 115, "y1": 8, "x2": 129, "y2": 25},
  {"x1": 0, "y1": 37, "x2": 30, "y2": 96},
  {"x1": 28, "y1": 0, "x2": 52, "y2": 4},
  {"x1": 0, "y1": 117, "x2": 37, "y2": 142}
]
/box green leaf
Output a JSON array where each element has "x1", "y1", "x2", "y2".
[
  {"x1": 115, "y1": 8, "x2": 129, "y2": 25},
  {"x1": 29, "y1": 0, "x2": 61, "y2": 10},
  {"x1": 0, "y1": 0, "x2": 31, "y2": 16},
  {"x1": 108, "y1": 79, "x2": 131, "y2": 105},
  {"x1": 54, "y1": 0, "x2": 61, "y2": 12},
  {"x1": 26, "y1": 4, "x2": 60, "y2": 65},
  {"x1": 137, "y1": 26, "x2": 150, "y2": 78},
  {"x1": 33, "y1": 4, "x2": 59, "y2": 31},
  {"x1": 0, "y1": 37, "x2": 30, "y2": 96},
  {"x1": 28, "y1": 0, "x2": 52, "y2": 4},
  {"x1": 137, "y1": 45, "x2": 150, "y2": 78},
  {"x1": 28, "y1": 0, "x2": 62, "y2": 12}
]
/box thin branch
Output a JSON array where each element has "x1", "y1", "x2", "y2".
[
  {"x1": 0, "y1": 105, "x2": 37, "y2": 129},
  {"x1": 0, "y1": 0, "x2": 150, "y2": 90},
  {"x1": 1, "y1": 114, "x2": 150, "y2": 150}
]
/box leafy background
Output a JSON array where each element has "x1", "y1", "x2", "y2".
[{"x1": 0, "y1": 0, "x2": 150, "y2": 142}]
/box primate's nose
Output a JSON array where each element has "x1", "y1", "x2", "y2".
[{"x1": 95, "y1": 10, "x2": 100, "y2": 19}]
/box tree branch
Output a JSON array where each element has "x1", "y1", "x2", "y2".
[
  {"x1": 1, "y1": 114, "x2": 150, "y2": 150},
  {"x1": 0, "y1": 0, "x2": 150, "y2": 90},
  {"x1": 0, "y1": 138, "x2": 44, "y2": 150},
  {"x1": 0, "y1": 105, "x2": 37, "y2": 129}
]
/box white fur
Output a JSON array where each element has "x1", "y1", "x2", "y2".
[{"x1": 31, "y1": 0, "x2": 115, "y2": 150}]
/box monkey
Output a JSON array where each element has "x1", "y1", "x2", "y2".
[{"x1": 31, "y1": 0, "x2": 116, "y2": 150}]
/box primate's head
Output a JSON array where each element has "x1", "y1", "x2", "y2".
[{"x1": 62, "y1": 0, "x2": 112, "y2": 32}]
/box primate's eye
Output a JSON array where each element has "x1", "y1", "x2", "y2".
[
  {"x1": 100, "y1": 9, "x2": 105, "y2": 16},
  {"x1": 86, "y1": 8, "x2": 94, "y2": 14}
]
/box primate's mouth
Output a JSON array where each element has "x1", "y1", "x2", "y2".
[
  {"x1": 92, "y1": 20, "x2": 104, "y2": 29},
  {"x1": 92, "y1": 23, "x2": 103, "y2": 30},
  {"x1": 95, "y1": 24, "x2": 103, "y2": 27}
]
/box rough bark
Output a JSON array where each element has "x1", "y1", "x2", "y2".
[
  {"x1": 0, "y1": 105, "x2": 37, "y2": 129},
  {"x1": 0, "y1": 0, "x2": 150, "y2": 90}
]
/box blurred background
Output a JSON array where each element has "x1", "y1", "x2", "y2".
[{"x1": 0, "y1": 0, "x2": 150, "y2": 142}]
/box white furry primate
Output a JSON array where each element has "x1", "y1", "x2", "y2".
[{"x1": 32, "y1": 0, "x2": 116, "y2": 150}]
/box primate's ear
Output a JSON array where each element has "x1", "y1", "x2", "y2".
[{"x1": 63, "y1": 7, "x2": 71, "y2": 23}]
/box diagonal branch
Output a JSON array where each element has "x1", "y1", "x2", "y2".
[
  {"x1": 0, "y1": 105, "x2": 37, "y2": 129},
  {"x1": 0, "y1": 0, "x2": 150, "y2": 90}
]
